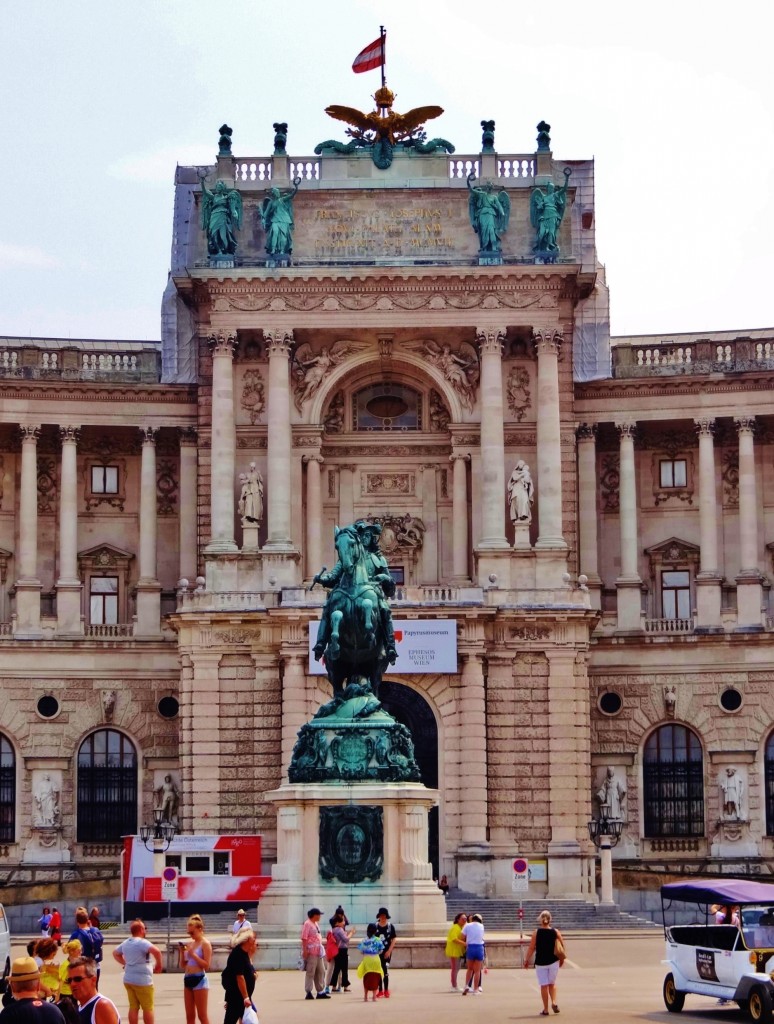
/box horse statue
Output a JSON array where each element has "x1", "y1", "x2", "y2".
[{"x1": 311, "y1": 521, "x2": 396, "y2": 698}]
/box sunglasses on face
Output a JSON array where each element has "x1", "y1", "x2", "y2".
[{"x1": 68, "y1": 976, "x2": 87, "y2": 983}]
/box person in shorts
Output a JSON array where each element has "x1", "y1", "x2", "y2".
[
  {"x1": 113, "y1": 920, "x2": 162, "y2": 1024},
  {"x1": 523, "y1": 909, "x2": 565, "y2": 1015}
]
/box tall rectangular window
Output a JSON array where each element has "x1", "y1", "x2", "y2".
[
  {"x1": 90, "y1": 576, "x2": 118, "y2": 624},
  {"x1": 91, "y1": 465, "x2": 119, "y2": 494},
  {"x1": 662, "y1": 570, "x2": 690, "y2": 619},
  {"x1": 659, "y1": 459, "x2": 687, "y2": 488}
]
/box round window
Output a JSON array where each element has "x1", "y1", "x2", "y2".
[
  {"x1": 158, "y1": 696, "x2": 180, "y2": 719},
  {"x1": 719, "y1": 687, "x2": 743, "y2": 713},
  {"x1": 37, "y1": 695, "x2": 60, "y2": 719},
  {"x1": 598, "y1": 691, "x2": 623, "y2": 716}
]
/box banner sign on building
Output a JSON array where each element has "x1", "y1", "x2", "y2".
[{"x1": 309, "y1": 619, "x2": 457, "y2": 675}]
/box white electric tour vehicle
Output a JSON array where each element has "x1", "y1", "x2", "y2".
[{"x1": 662, "y1": 879, "x2": 774, "y2": 1022}]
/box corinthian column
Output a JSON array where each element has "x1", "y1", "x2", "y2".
[
  {"x1": 450, "y1": 452, "x2": 470, "y2": 581},
  {"x1": 56, "y1": 426, "x2": 83, "y2": 635},
  {"x1": 15, "y1": 425, "x2": 42, "y2": 636},
  {"x1": 533, "y1": 327, "x2": 566, "y2": 549},
  {"x1": 695, "y1": 419, "x2": 721, "y2": 630},
  {"x1": 576, "y1": 424, "x2": 601, "y2": 608},
  {"x1": 206, "y1": 331, "x2": 237, "y2": 553},
  {"x1": 178, "y1": 428, "x2": 198, "y2": 583},
  {"x1": 476, "y1": 327, "x2": 508, "y2": 549},
  {"x1": 304, "y1": 454, "x2": 324, "y2": 579},
  {"x1": 264, "y1": 328, "x2": 294, "y2": 550},
  {"x1": 735, "y1": 416, "x2": 763, "y2": 628},
  {"x1": 615, "y1": 422, "x2": 642, "y2": 630},
  {"x1": 136, "y1": 426, "x2": 161, "y2": 636}
]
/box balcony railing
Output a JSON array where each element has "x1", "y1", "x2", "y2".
[
  {"x1": 85, "y1": 623, "x2": 135, "y2": 638},
  {"x1": 612, "y1": 334, "x2": 774, "y2": 378},
  {"x1": 644, "y1": 617, "x2": 695, "y2": 635},
  {"x1": 0, "y1": 345, "x2": 160, "y2": 382}
]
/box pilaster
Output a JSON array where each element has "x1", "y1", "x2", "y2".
[
  {"x1": 56, "y1": 425, "x2": 83, "y2": 636},
  {"x1": 178, "y1": 428, "x2": 199, "y2": 583},
  {"x1": 15, "y1": 425, "x2": 42, "y2": 637},
  {"x1": 303, "y1": 454, "x2": 324, "y2": 580},
  {"x1": 694, "y1": 419, "x2": 722, "y2": 630},
  {"x1": 136, "y1": 426, "x2": 161, "y2": 637},
  {"x1": 533, "y1": 327, "x2": 567, "y2": 552},
  {"x1": 735, "y1": 416, "x2": 764, "y2": 629},
  {"x1": 264, "y1": 329, "x2": 295, "y2": 553},
  {"x1": 576, "y1": 424, "x2": 602, "y2": 609},
  {"x1": 206, "y1": 331, "x2": 238, "y2": 554},
  {"x1": 450, "y1": 451, "x2": 471, "y2": 582},
  {"x1": 615, "y1": 422, "x2": 643, "y2": 631}
]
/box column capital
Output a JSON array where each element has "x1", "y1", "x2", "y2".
[
  {"x1": 475, "y1": 327, "x2": 506, "y2": 356},
  {"x1": 59, "y1": 426, "x2": 81, "y2": 445},
  {"x1": 339, "y1": 463, "x2": 357, "y2": 474},
  {"x1": 140, "y1": 426, "x2": 159, "y2": 445},
  {"x1": 576, "y1": 423, "x2": 597, "y2": 442},
  {"x1": 264, "y1": 328, "x2": 294, "y2": 355},
  {"x1": 533, "y1": 326, "x2": 563, "y2": 356},
  {"x1": 302, "y1": 453, "x2": 324, "y2": 465},
  {"x1": 19, "y1": 425, "x2": 41, "y2": 443},
  {"x1": 735, "y1": 415, "x2": 756, "y2": 435},
  {"x1": 208, "y1": 330, "x2": 237, "y2": 356},
  {"x1": 179, "y1": 427, "x2": 198, "y2": 446},
  {"x1": 616, "y1": 421, "x2": 638, "y2": 441},
  {"x1": 450, "y1": 451, "x2": 471, "y2": 464},
  {"x1": 694, "y1": 418, "x2": 716, "y2": 438}
]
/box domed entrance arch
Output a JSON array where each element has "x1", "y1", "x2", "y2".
[{"x1": 380, "y1": 680, "x2": 439, "y2": 875}]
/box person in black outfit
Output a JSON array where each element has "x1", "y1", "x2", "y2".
[
  {"x1": 374, "y1": 909, "x2": 396, "y2": 998},
  {"x1": 523, "y1": 910, "x2": 565, "y2": 1015},
  {"x1": 0, "y1": 957, "x2": 65, "y2": 1024},
  {"x1": 221, "y1": 930, "x2": 257, "y2": 1024}
]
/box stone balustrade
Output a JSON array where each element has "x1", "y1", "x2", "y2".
[
  {"x1": 85, "y1": 623, "x2": 135, "y2": 638},
  {"x1": 0, "y1": 341, "x2": 160, "y2": 382},
  {"x1": 643, "y1": 617, "x2": 695, "y2": 635},
  {"x1": 612, "y1": 333, "x2": 774, "y2": 378}
]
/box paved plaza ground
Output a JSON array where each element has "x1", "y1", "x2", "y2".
[{"x1": 10, "y1": 931, "x2": 753, "y2": 1024}]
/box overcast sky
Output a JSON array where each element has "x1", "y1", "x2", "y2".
[{"x1": 2, "y1": 0, "x2": 772, "y2": 342}]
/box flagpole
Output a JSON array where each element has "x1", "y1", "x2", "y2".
[{"x1": 380, "y1": 25, "x2": 386, "y2": 88}]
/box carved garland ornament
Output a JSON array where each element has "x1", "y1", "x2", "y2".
[{"x1": 213, "y1": 290, "x2": 560, "y2": 314}]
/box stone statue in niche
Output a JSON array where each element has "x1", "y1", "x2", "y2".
[
  {"x1": 293, "y1": 341, "x2": 363, "y2": 411},
  {"x1": 506, "y1": 366, "x2": 531, "y2": 421},
  {"x1": 416, "y1": 340, "x2": 479, "y2": 412},
  {"x1": 663, "y1": 685, "x2": 677, "y2": 717},
  {"x1": 102, "y1": 690, "x2": 116, "y2": 723},
  {"x1": 531, "y1": 168, "x2": 572, "y2": 258},
  {"x1": 238, "y1": 462, "x2": 264, "y2": 524},
  {"x1": 508, "y1": 460, "x2": 534, "y2": 524},
  {"x1": 155, "y1": 773, "x2": 180, "y2": 824},
  {"x1": 719, "y1": 766, "x2": 745, "y2": 820},
  {"x1": 595, "y1": 766, "x2": 626, "y2": 821},
  {"x1": 33, "y1": 773, "x2": 61, "y2": 827}
]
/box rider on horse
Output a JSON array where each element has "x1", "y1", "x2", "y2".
[{"x1": 312, "y1": 520, "x2": 398, "y2": 667}]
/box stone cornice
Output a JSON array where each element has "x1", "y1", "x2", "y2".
[
  {"x1": 0, "y1": 382, "x2": 197, "y2": 404},
  {"x1": 575, "y1": 372, "x2": 774, "y2": 403}
]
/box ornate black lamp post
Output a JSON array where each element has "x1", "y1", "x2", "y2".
[
  {"x1": 587, "y1": 804, "x2": 623, "y2": 905},
  {"x1": 139, "y1": 807, "x2": 177, "y2": 852}
]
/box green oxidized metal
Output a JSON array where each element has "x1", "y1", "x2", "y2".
[
  {"x1": 288, "y1": 519, "x2": 421, "y2": 784},
  {"x1": 319, "y1": 806, "x2": 383, "y2": 884}
]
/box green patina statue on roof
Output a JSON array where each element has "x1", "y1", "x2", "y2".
[
  {"x1": 531, "y1": 167, "x2": 572, "y2": 259},
  {"x1": 260, "y1": 178, "x2": 301, "y2": 257},
  {"x1": 199, "y1": 176, "x2": 243, "y2": 256},
  {"x1": 467, "y1": 172, "x2": 511, "y2": 253}
]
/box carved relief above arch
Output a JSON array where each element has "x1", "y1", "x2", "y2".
[{"x1": 307, "y1": 348, "x2": 467, "y2": 426}]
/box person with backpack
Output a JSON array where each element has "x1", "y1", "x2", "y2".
[{"x1": 221, "y1": 929, "x2": 257, "y2": 1024}]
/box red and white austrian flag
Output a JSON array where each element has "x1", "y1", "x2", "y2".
[{"x1": 352, "y1": 35, "x2": 385, "y2": 73}]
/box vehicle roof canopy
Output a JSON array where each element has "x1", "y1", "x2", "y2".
[{"x1": 661, "y1": 879, "x2": 774, "y2": 905}]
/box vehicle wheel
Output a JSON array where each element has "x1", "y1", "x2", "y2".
[
  {"x1": 748, "y1": 985, "x2": 773, "y2": 1024},
  {"x1": 663, "y1": 974, "x2": 685, "y2": 1013}
]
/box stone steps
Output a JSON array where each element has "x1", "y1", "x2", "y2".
[{"x1": 444, "y1": 893, "x2": 659, "y2": 931}]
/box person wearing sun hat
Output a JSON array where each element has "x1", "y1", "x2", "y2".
[
  {"x1": 231, "y1": 909, "x2": 252, "y2": 935},
  {"x1": 1, "y1": 956, "x2": 66, "y2": 1023},
  {"x1": 374, "y1": 908, "x2": 396, "y2": 998}
]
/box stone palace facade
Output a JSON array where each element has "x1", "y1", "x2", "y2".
[{"x1": 1, "y1": 116, "x2": 774, "y2": 906}]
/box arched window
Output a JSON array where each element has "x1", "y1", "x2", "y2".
[
  {"x1": 643, "y1": 724, "x2": 704, "y2": 837},
  {"x1": 0, "y1": 734, "x2": 15, "y2": 842},
  {"x1": 77, "y1": 730, "x2": 137, "y2": 843},
  {"x1": 765, "y1": 732, "x2": 774, "y2": 836}
]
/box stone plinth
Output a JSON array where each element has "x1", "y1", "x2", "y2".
[
  {"x1": 259, "y1": 782, "x2": 445, "y2": 936},
  {"x1": 24, "y1": 827, "x2": 71, "y2": 864}
]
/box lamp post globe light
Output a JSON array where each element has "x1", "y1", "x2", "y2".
[
  {"x1": 139, "y1": 806, "x2": 177, "y2": 851},
  {"x1": 587, "y1": 802, "x2": 623, "y2": 906}
]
